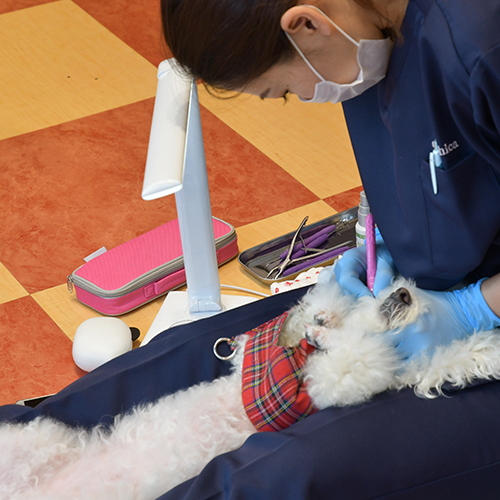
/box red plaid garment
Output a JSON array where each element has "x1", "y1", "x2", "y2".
[{"x1": 240, "y1": 312, "x2": 318, "y2": 432}]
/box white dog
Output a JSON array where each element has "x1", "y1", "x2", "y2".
[{"x1": 2, "y1": 278, "x2": 500, "y2": 499}]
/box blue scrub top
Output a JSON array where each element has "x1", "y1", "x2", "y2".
[{"x1": 343, "y1": 0, "x2": 500, "y2": 290}]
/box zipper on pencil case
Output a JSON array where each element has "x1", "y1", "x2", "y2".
[{"x1": 67, "y1": 260, "x2": 185, "y2": 298}]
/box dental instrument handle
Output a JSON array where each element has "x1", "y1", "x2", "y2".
[
  {"x1": 279, "y1": 224, "x2": 336, "y2": 260},
  {"x1": 282, "y1": 245, "x2": 350, "y2": 277},
  {"x1": 289, "y1": 232, "x2": 331, "y2": 260},
  {"x1": 366, "y1": 213, "x2": 376, "y2": 294}
]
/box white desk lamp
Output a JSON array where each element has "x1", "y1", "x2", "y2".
[{"x1": 141, "y1": 60, "x2": 256, "y2": 344}]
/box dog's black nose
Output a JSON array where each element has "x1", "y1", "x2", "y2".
[
  {"x1": 392, "y1": 287, "x2": 412, "y2": 306},
  {"x1": 380, "y1": 287, "x2": 413, "y2": 325}
]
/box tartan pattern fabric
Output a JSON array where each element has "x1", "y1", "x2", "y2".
[{"x1": 241, "y1": 312, "x2": 317, "y2": 432}]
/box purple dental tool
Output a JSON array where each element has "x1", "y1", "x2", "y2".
[
  {"x1": 282, "y1": 244, "x2": 351, "y2": 277},
  {"x1": 365, "y1": 213, "x2": 376, "y2": 294},
  {"x1": 278, "y1": 224, "x2": 337, "y2": 261}
]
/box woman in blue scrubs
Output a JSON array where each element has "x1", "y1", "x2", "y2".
[
  {"x1": 3, "y1": 1, "x2": 500, "y2": 498},
  {"x1": 162, "y1": 0, "x2": 500, "y2": 357}
]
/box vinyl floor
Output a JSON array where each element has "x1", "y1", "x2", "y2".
[{"x1": 0, "y1": 0, "x2": 362, "y2": 405}]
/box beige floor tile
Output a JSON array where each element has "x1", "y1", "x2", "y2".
[
  {"x1": 198, "y1": 89, "x2": 361, "y2": 199},
  {"x1": 218, "y1": 257, "x2": 272, "y2": 298},
  {"x1": 0, "y1": 0, "x2": 157, "y2": 140},
  {"x1": 32, "y1": 283, "x2": 165, "y2": 343},
  {"x1": 0, "y1": 263, "x2": 29, "y2": 304}
]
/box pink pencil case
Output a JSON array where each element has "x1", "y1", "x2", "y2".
[{"x1": 67, "y1": 217, "x2": 238, "y2": 315}]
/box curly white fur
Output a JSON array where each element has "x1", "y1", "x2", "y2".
[
  {"x1": 394, "y1": 332, "x2": 500, "y2": 398},
  {"x1": 1, "y1": 278, "x2": 500, "y2": 499},
  {"x1": 0, "y1": 374, "x2": 254, "y2": 499}
]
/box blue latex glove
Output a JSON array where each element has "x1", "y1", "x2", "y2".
[
  {"x1": 319, "y1": 236, "x2": 398, "y2": 298},
  {"x1": 385, "y1": 279, "x2": 500, "y2": 361}
]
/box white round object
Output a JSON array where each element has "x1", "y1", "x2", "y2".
[{"x1": 72, "y1": 317, "x2": 133, "y2": 372}]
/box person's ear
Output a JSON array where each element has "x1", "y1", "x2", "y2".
[{"x1": 280, "y1": 6, "x2": 333, "y2": 37}]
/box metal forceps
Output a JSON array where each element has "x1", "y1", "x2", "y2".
[{"x1": 266, "y1": 216, "x2": 309, "y2": 280}]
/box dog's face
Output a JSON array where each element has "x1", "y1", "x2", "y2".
[{"x1": 286, "y1": 278, "x2": 429, "y2": 350}]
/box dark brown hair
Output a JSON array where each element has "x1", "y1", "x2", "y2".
[{"x1": 161, "y1": 0, "x2": 397, "y2": 92}]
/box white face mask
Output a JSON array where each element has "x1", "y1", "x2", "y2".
[{"x1": 285, "y1": 5, "x2": 393, "y2": 104}]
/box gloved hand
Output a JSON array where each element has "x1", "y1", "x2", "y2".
[
  {"x1": 319, "y1": 236, "x2": 398, "y2": 298},
  {"x1": 385, "y1": 279, "x2": 500, "y2": 361}
]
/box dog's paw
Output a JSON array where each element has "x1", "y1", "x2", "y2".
[
  {"x1": 313, "y1": 311, "x2": 338, "y2": 328},
  {"x1": 305, "y1": 324, "x2": 330, "y2": 349}
]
